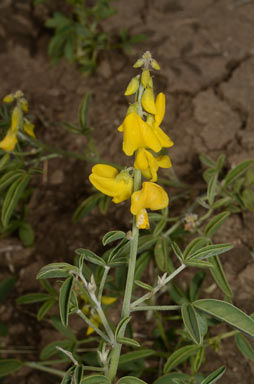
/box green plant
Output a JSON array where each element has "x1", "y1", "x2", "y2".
[
  {"x1": 1, "y1": 52, "x2": 254, "y2": 384},
  {"x1": 45, "y1": 0, "x2": 146, "y2": 75}
]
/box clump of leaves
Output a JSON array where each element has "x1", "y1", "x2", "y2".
[{"x1": 45, "y1": 0, "x2": 146, "y2": 75}]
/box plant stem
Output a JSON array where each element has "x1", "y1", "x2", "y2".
[
  {"x1": 131, "y1": 264, "x2": 186, "y2": 308},
  {"x1": 76, "y1": 309, "x2": 111, "y2": 343},
  {"x1": 25, "y1": 362, "x2": 65, "y2": 378},
  {"x1": 108, "y1": 169, "x2": 141, "y2": 383},
  {"x1": 95, "y1": 303, "x2": 115, "y2": 343}
]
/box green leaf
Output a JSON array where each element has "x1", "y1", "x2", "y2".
[
  {"x1": 212, "y1": 196, "x2": 233, "y2": 209},
  {"x1": 164, "y1": 344, "x2": 201, "y2": 373},
  {"x1": 193, "y1": 299, "x2": 254, "y2": 337},
  {"x1": 18, "y1": 222, "x2": 35, "y2": 247},
  {"x1": 0, "y1": 359, "x2": 23, "y2": 377},
  {"x1": 119, "y1": 349, "x2": 155, "y2": 365},
  {"x1": 134, "y1": 280, "x2": 153, "y2": 291},
  {"x1": 117, "y1": 337, "x2": 140, "y2": 348},
  {"x1": 1, "y1": 174, "x2": 31, "y2": 227},
  {"x1": 79, "y1": 92, "x2": 91, "y2": 133},
  {"x1": 189, "y1": 244, "x2": 233, "y2": 260},
  {"x1": 201, "y1": 366, "x2": 226, "y2": 384},
  {"x1": 209, "y1": 256, "x2": 233, "y2": 297},
  {"x1": 102, "y1": 231, "x2": 126, "y2": 246},
  {"x1": 115, "y1": 316, "x2": 131, "y2": 338},
  {"x1": 224, "y1": 160, "x2": 253, "y2": 188},
  {"x1": 81, "y1": 375, "x2": 110, "y2": 384},
  {"x1": 242, "y1": 187, "x2": 254, "y2": 211},
  {"x1": 189, "y1": 271, "x2": 206, "y2": 302},
  {"x1": 40, "y1": 339, "x2": 74, "y2": 360},
  {"x1": 154, "y1": 237, "x2": 174, "y2": 272},
  {"x1": 74, "y1": 365, "x2": 84, "y2": 383},
  {"x1": 73, "y1": 193, "x2": 101, "y2": 222},
  {"x1": 60, "y1": 366, "x2": 74, "y2": 384},
  {"x1": 0, "y1": 277, "x2": 16, "y2": 303},
  {"x1": 134, "y1": 251, "x2": 151, "y2": 281},
  {"x1": 181, "y1": 304, "x2": 202, "y2": 344},
  {"x1": 59, "y1": 276, "x2": 74, "y2": 327},
  {"x1": 207, "y1": 172, "x2": 218, "y2": 205},
  {"x1": 153, "y1": 373, "x2": 190, "y2": 384},
  {"x1": 153, "y1": 217, "x2": 167, "y2": 237},
  {"x1": 118, "y1": 377, "x2": 148, "y2": 384},
  {"x1": 16, "y1": 293, "x2": 50, "y2": 305},
  {"x1": 184, "y1": 237, "x2": 208, "y2": 260},
  {"x1": 235, "y1": 333, "x2": 254, "y2": 360},
  {"x1": 0, "y1": 169, "x2": 24, "y2": 192},
  {"x1": 37, "y1": 298, "x2": 56, "y2": 320},
  {"x1": 37, "y1": 263, "x2": 78, "y2": 279},
  {"x1": 75, "y1": 249, "x2": 106, "y2": 267},
  {"x1": 171, "y1": 241, "x2": 184, "y2": 263},
  {"x1": 205, "y1": 212, "x2": 230, "y2": 238},
  {"x1": 185, "y1": 260, "x2": 214, "y2": 269},
  {"x1": 51, "y1": 315, "x2": 76, "y2": 340},
  {"x1": 199, "y1": 154, "x2": 216, "y2": 168}
]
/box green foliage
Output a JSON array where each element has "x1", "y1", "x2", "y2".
[{"x1": 45, "y1": 0, "x2": 146, "y2": 75}]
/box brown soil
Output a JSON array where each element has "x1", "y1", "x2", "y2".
[{"x1": 0, "y1": 0, "x2": 254, "y2": 383}]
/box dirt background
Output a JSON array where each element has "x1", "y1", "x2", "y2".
[{"x1": 0, "y1": 0, "x2": 254, "y2": 383}]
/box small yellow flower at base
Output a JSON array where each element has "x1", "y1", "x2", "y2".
[
  {"x1": 0, "y1": 130, "x2": 18, "y2": 151},
  {"x1": 134, "y1": 148, "x2": 172, "y2": 182},
  {"x1": 131, "y1": 182, "x2": 169, "y2": 229},
  {"x1": 86, "y1": 313, "x2": 102, "y2": 336},
  {"x1": 24, "y1": 120, "x2": 36, "y2": 138},
  {"x1": 89, "y1": 164, "x2": 133, "y2": 204},
  {"x1": 118, "y1": 112, "x2": 162, "y2": 156}
]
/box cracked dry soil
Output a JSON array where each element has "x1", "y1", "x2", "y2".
[{"x1": 0, "y1": 0, "x2": 254, "y2": 383}]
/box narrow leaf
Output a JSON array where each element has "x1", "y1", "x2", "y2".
[
  {"x1": 119, "y1": 349, "x2": 155, "y2": 365},
  {"x1": 75, "y1": 249, "x2": 106, "y2": 267},
  {"x1": 201, "y1": 366, "x2": 226, "y2": 384},
  {"x1": 235, "y1": 333, "x2": 254, "y2": 360},
  {"x1": 181, "y1": 303, "x2": 202, "y2": 344},
  {"x1": 115, "y1": 316, "x2": 131, "y2": 338},
  {"x1": 209, "y1": 256, "x2": 233, "y2": 297},
  {"x1": 153, "y1": 373, "x2": 190, "y2": 384},
  {"x1": 16, "y1": 293, "x2": 50, "y2": 304},
  {"x1": 184, "y1": 237, "x2": 208, "y2": 260},
  {"x1": 134, "y1": 280, "x2": 153, "y2": 291},
  {"x1": 189, "y1": 244, "x2": 233, "y2": 260},
  {"x1": 37, "y1": 298, "x2": 56, "y2": 320},
  {"x1": 0, "y1": 359, "x2": 23, "y2": 377},
  {"x1": 117, "y1": 337, "x2": 140, "y2": 348},
  {"x1": 224, "y1": 160, "x2": 253, "y2": 187},
  {"x1": 102, "y1": 231, "x2": 126, "y2": 246},
  {"x1": 205, "y1": 212, "x2": 230, "y2": 238},
  {"x1": 40, "y1": 339, "x2": 73, "y2": 360},
  {"x1": 164, "y1": 345, "x2": 200, "y2": 373},
  {"x1": 81, "y1": 375, "x2": 110, "y2": 384},
  {"x1": 59, "y1": 276, "x2": 74, "y2": 327},
  {"x1": 118, "y1": 377, "x2": 148, "y2": 384},
  {"x1": 185, "y1": 260, "x2": 214, "y2": 269},
  {"x1": 193, "y1": 299, "x2": 254, "y2": 338},
  {"x1": 207, "y1": 172, "x2": 218, "y2": 205},
  {"x1": 171, "y1": 242, "x2": 184, "y2": 263}
]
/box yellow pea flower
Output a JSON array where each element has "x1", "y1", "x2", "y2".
[
  {"x1": 141, "y1": 88, "x2": 157, "y2": 115},
  {"x1": 134, "y1": 148, "x2": 172, "y2": 182},
  {"x1": 89, "y1": 164, "x2": 133, "y2": 203},
  {"x1": 118, "y1": 112, "x2": 162, "y2": 156},
  {"x1": 0, "y1": 106, "x2": 20, "y2": 151},
  {"x1": 131, "y1": 182, "x2": 169, "y2": 229},
  {"x1": 146, "y1": 93, "x2": 174, "y2": 149}
]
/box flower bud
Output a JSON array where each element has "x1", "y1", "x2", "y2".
[
  {"x1": 141, "y1": 70, "x2": 151, "y2": 88},
  {"x1": 3, "y1": 94, "x2": 14, "y2": 103},
  {"x1": 124, "y1": 76, "x2": 139, "y2": 96},
  {"x1": 141, "y1": 88, "x2": 157, "y2": 115},
  {"x1": 133, "y1": 58, "x2": 144, "y2": 68},
  {"x1": 151, "y1": 59, "x2": 160, "y2": 70}
]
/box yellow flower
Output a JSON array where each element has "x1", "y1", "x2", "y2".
[
  {"x1": 134, "y1": 148, "x2": 172, "y2": 182},
  {"x1": 131, "y1": 182, "x2": 169, "y2": 229},
  {"x1": 3, "y1": 94, "x2": 15, "y2": 103},
  {"x1": 89, "y1": 164, "x2": 133, "y2": 203},
  {"x1": 87, "y1": 313, "x2": 102, "y2": 335},
  {"x1": 118, "y1": 112, "x2": 162, "y2": 156},
  {"x1": 0, "y1": 107, "x2": 20, "y2": 152},
  {"x1": 101, "y1": 296, "x2": 117, "y2": 305},
  {"x1": 147, "y1": 93, "x2": 174, "y2": 149},
  {"x1": 141, "y1": 70, "x2": 151, "y2": 88}
]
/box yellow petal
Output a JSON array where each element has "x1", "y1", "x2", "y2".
[
  {"x1": 140, "y1": 119, "x2": 162, "y2": 153},
  {"x1": 134, "y1": 149, "x2": 158, "y2": 182},
  {"x1": 141, "y1": 70, "x2": 151, "y2": 88},
  {"x1": 136, "y1": 208, "x2": 150, "y2": 229},
  {"x1": 133, "y1": 58, "x2": 144, "y2": 68},
  {"x1": 121, "y1": 113, "x2": 143, "y2": 156},
  {"x1": 101, "y1": 296, "x2": 117, "y2": 305},
  {"x1": 124, "y1": 76, "x2": 139, "y2": 96},
  {"x1": 10, "y1": 107, "x2": 21, "y2": 133},
  {"x1": 151, "y1": 59, "x2": 160, "y2": 70},
  {"x1": 91, "y1": 164, "x2": 118, "y2": 179},
  {"x1": 0, "y1": 130, "x2": 18, "y2": 151},
  {"x1": 81, "y1": 304, "x2": 90, "y2": 316},
  {"x1": 134, "y1": 148, "x2": 149, "y2": 170},
  {"x1": 130, "y1": 189, "x2": 147, "y2": 215},
  {"x1": 89, "y1": 174, "x2": 125, "y2": 198},
  {"x1": 155, "y1": 93, "x2": 165, "y2": 126},
  {"x1": 141, "y1": 88, "x2": 157, "y2": 115},
  {"x1": 156, "y1": 155, "x2": 172, "y2": 168},
  {"x1": 154, "y1": 126, "x2": 174, "y2": 148},
  {"x1": 24, "y1": 120, "x2": 35, "y2": 138},
  {"x1": 86, "y1": 326, "x2": 95, "y2": 335},
  {"x1": 143, "y1": 182, "x2": 169, "y2": 210}
]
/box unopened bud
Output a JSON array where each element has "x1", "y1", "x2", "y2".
[
  {"x1": 151, "y1": 59, "x2": 160, "y2": 70},
  {"x1": 141, "y1": 88, "x2": 157, "y2": 115},
  {"x1": 3, "y1": 94, "x2": 15, "y2": 103},
  {"x1": 141, "y1": 70, "x2": 151, "y2": 88},
  {"x1": 125, "y1": 76, "x2": 139, "y2": 96},
  {"x1": 133, "y1": 58, "x2": 144, "y2": 68}
]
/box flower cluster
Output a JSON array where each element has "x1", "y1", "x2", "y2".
[
  {"x1": 89, "y1": 52, "x2": 173, "y2": 229},
  {"x1": 0, "y1": 91, "x2": 35, "y2": 152}
]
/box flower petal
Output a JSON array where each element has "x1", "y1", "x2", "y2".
[
  {"x1": 91, "y1": 164, "x2": 118, "y2": 179},
  {"x1": 155, "y1": 93, "x2": 165, "y2": 126},
  {"x1": 154, "y1": 126, "x2": 174, "y2": 148}
]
